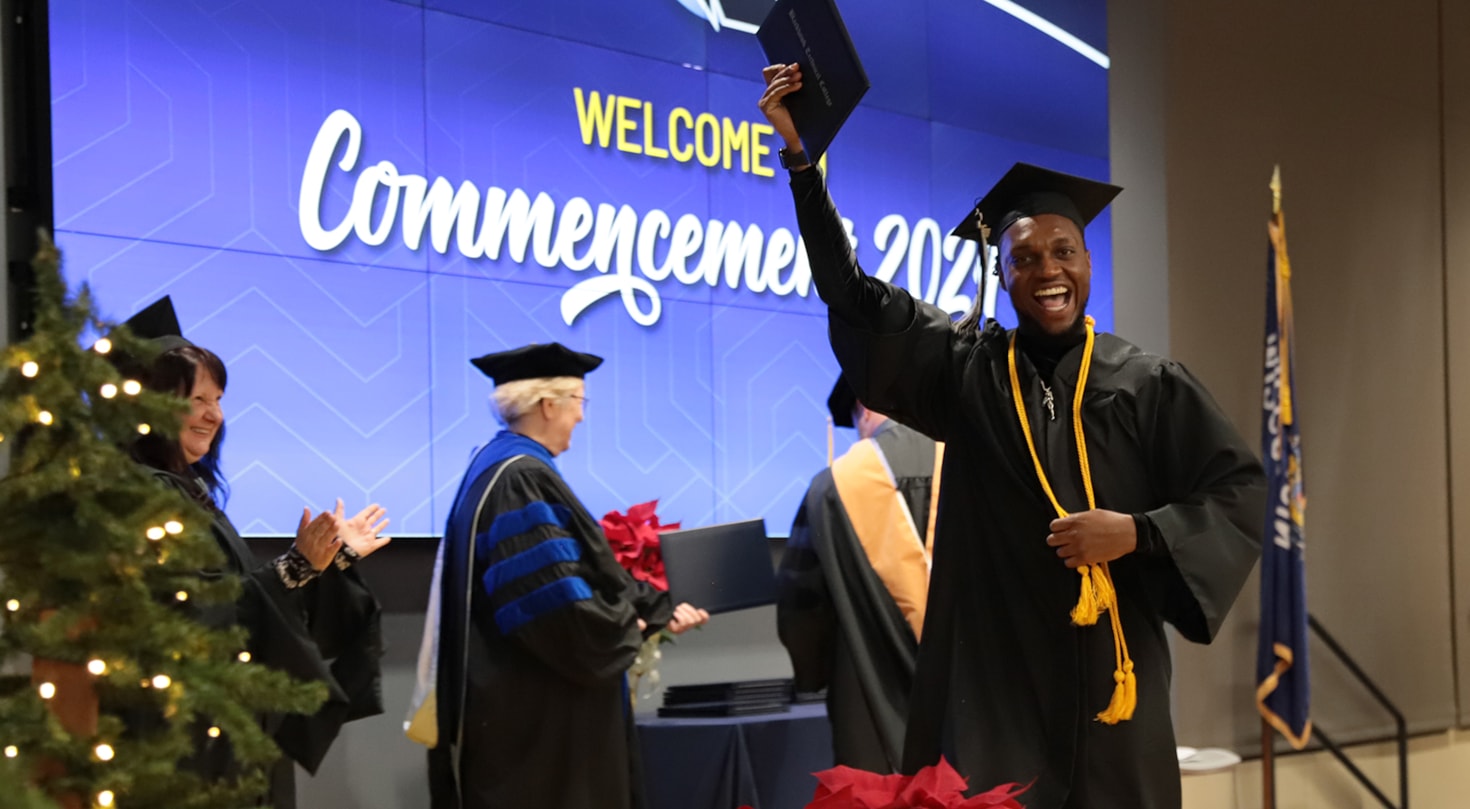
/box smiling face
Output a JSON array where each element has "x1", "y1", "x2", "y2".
[
  {"x1": 180, "y1": 363, "x2": 224, "y2": 464},
  {"x1": 538, "y1": 379, "x2": 586, "y2": 456},
  {"x1": 998, "y1": 213, "x2": 1092, "y2": 337}
]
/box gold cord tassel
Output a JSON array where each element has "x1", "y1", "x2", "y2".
[
  {"x1": 1070, "y1": 565, "x2": 1101, "y2": 625},
  {"x1": 1008, "y1": 317, "x2": 1139, "y2": 723},
  {"x1": 1091, "y1": 562, "x2": 1116, "y2": 608},
  {"x1": 1097, "y1": 668, "x2": 1129, "y2": 724}
]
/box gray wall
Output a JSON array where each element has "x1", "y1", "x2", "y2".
[{"x1": 1111, "y1": 0, "x2": 1468, "y2": 752}]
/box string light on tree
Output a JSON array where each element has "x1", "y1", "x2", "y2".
[
  {"x1": 237, "y1": 652, "x2": 252, "y2": 663},
  {"x1": 1, "y1": 236, "x2": 335, "y2": 807}
]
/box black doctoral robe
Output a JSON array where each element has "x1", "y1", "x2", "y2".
[
  {"x1": 149, "y1": 469, "x2": 385, "y2": 809},
  {"x1": 777, "y1": 420, "x2": 935, "y2": 772},
  {"x1": 789, "y1": 168, "x2": 1265, "y2": 809},
  {"x1": 429, "y1": 431, "x2": 673, "y2": 809}
]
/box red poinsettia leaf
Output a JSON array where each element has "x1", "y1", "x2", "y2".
[
  {"x1": 811, "y1": 766, "x2": 912, "y2": 808},
  {"x1": 602, "y1": 501, "x2": 676, "y2": 590},
  {"x1": 955, "y1": 779, "x2": 1035, "y2": 808},
  {"x1": 895, "y1": 758, "x2": 968, "y2": 804},
  {"x1": 627, "y1": 499, "x2": 659, "y2": 523}
]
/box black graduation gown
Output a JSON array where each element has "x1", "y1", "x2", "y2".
[
  {"x1": 150, "y1": 470, "x2": 385, "y2": 809},
  {"x1": 777, "y1": 421, "x2": 934, "y2": 772},
  {"x1": 789, "y1": 169, "x2": 1265, "y2": 809},
  {"x1": 429, "y1": 435, "x2": 673, "y2": 809}
]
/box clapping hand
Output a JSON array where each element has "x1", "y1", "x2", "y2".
[
  {"x1": 294, "y1": 508, "x2": 341, "y2": 571},
  {"x1": 332, "y1": 498, "x2": 392, "y2": 559}
]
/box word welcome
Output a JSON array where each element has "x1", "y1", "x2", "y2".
[{"x1": 573, "y1": 88, "x2": 778, "y2": 176}]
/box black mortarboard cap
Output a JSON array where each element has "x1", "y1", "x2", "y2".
[
  {"x1": 826, "y1": 374, "x2": 858, "y2": 429},
  {"x1": 106, "y1": 296, "x2": 192, "y2": 379},
  {"x1": 470, "y1": 343, "x2": 604, "y2": 385},
  {"x1": 120, "y1": 296, "x2": 192, "y2": 352},
  {"x1": 951, "y1": 163, "x2": 1122, "y2": 247}
]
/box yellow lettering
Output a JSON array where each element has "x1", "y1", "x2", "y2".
[
  {"x1": 643, "y1": 103, "x2": 669, "y2": 159},
  {"x1": 694, "y1": 113, "x2": 720, "y2": 168},
  {"x1": 722, "y1": 119, "x2": 750, "y2": 172},
  {"x1": 750, "y1": 123, "x2": 775, "y2": 177},
  {"x1": 616, "y1": 96, "x2": 642, "y2": 155},
  {"x1": 573, "y1": 88, "x2": 617, "y2": 148},
  {"x1": 669, "y1": 108, "x2": 694, "y2": 162}
]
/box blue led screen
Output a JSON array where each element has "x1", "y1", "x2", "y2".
[{"x1": 49, "y1": 0, "x2": 1109, "y2": 535}]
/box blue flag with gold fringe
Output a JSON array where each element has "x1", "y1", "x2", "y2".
[{"x1": 1256, "y1": 168, "x2": 1312, "y2": 749}]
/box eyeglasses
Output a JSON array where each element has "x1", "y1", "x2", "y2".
[{"x1": 564, "y1": 394, "x2": 589, "y2": 411}]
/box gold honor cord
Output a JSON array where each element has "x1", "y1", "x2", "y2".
[{"x1": 1007, "y1": 316, "x2": 1136, "y2": 723}]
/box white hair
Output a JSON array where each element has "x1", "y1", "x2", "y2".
[{"x1": 490, "y1": 376, "x2": 584, "y2": 426}]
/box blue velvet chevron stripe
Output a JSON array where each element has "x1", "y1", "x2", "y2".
[
  {"x1": 487, "y1": 501, "x2": 571, "y2": 547},
  {"x1": 475, "y1": 500, "x2": 572, "y2": 561},
  {"x1": 482, "y1": 538, "x2": 582, "y2": 594},
  {"x1": 495, "y1": 578, "x2": 594, "y2": 634}
]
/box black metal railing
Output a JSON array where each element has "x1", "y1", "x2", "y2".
[{"x1": 1263, "y1": 613, "x2": 1408, "y2": 809}]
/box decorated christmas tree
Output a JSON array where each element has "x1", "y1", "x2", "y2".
[{"x1": 0, "y1": 235, "x2": 324, "y2": 809}]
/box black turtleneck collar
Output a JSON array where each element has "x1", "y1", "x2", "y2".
[{"x1": 1016, "y1": 317, "x2": 1087, "y2": 381}]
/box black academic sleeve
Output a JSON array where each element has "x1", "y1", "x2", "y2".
[
  {"x1": 475, "y1": 466, "x2": 645, "y2": 687},
  {"x1": 1139, "y1": 360, "x2": 1267, "y2": 643},
  {"x1": 789, "y1": 168, "x2": 965, "y2": 442},
  {"x1": 776, "y1": 485, "x2": 838, "y2": 693}
]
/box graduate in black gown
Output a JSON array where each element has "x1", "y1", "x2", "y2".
[
  {"x1": 759, "y1": 65, "x2": 1266, "y2": 809},
  {"x1": 419, "y1": 343, "x2": 709, "y2": 809},
  {"x1": 123, "y1": 298, "x2": 390, "y2": 808},
  {"x1": 777, "y1": 375, "x2": 940, "y2": 772}
]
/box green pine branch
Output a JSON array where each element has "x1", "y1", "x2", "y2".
[{"x1": 0, "y1": 234, "x2": 326, "y2": 809}]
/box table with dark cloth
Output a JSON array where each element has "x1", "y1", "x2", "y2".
[{"x1": 636, "y1": 703, "x2": 833, "y2": 809}]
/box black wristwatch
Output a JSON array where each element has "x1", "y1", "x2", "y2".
[{"x1": 779, "y1": 147, "x2": 811, "y2": 169}]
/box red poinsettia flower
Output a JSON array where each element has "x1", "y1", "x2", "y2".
[
  {"x1": 600, "y1": 499, "x2": 679, "y2": 591},
  {"x1": 742, "y1": 759, "x2": 1032, "y2": 809}
]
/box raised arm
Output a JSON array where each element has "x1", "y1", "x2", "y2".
[{"x1": 760, "y1": 64, "x2": 967, "y2": 441}]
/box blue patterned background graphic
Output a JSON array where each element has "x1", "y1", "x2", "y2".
[{"x1": 50, "y1": 0, "x2": 1109, "y2": 535}]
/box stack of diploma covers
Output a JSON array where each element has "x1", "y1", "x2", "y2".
[{"x1": 657, "y1": 678, "x2": 795, "y2": 718}]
